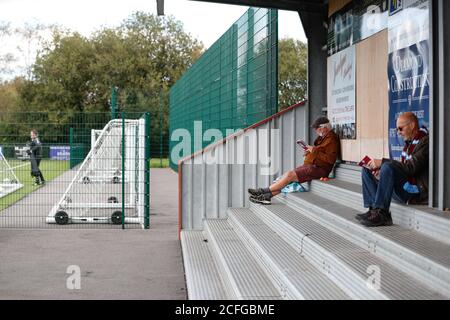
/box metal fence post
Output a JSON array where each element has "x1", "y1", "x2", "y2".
[
  {"x1": 144, "y1": 112, "x2": 150, "y2": 229},
  {"x1": 121, "y1": 112, "x2": 125, "y2": 229}
]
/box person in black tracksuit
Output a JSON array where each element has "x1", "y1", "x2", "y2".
[{"x1": 27, "y1": 129, "x2": 45, "y2": 185}]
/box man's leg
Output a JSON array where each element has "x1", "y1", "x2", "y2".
[
  {"x1": 249, "y1": 170, "x2": 298, "y2": 204},
  {"x1": 249, "y1": 169, "x2": 299, "y2": 197},
  {"x1": 355, "y1": 168, "x2": 379, "y2": 221},
  {"x1": 269, "y1": 170, "x2": 299, "y2": 196},
  {"x1": 361, "y1": 167, "x2": 378, "y2": 209},
  {"x1": 362, "y1": 162, "x2": 408, "y2": 227},
  {"x1": 372, "y1": 162, "x2": 408, "y2": 212}
]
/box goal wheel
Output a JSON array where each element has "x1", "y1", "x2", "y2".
[
  {"x1": 111, "y1": 211, "x2": 122, "y2": 225},
  {"x1": 82, "y1": 176, "x2": 90, "y2": 184},
  {"x1": 112, "y1": 176, "x2": 120, "y2": 184},
  {"x1": 55, "y1": 211, "x2": 69, "y2": 225}
]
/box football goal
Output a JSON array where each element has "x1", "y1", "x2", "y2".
[
  {"x1": 0, "y1": 149, "x2": 24, "y2": 199},
  {"x1": 46, "y1": 116, "x2": 150, "y2": 227}
]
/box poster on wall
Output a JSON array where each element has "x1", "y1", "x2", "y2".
[
  {"x1": 328, "y1": 0, "x2": 389, "y2": 56},
  {"x1": 388, "y1": 0, "x2": 430, "y2": 160},
  {"x1": 353, "y1": 0, "x2": 389, "y2": 42},
  {"x1": 327, "y1": 45, "x2": 356, "y2": 139},
  {"x1": 327, "y1": 4, "x2": 354, "y2": 56}
]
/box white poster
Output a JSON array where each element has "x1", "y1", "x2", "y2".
[
  {"x1": 327, "y1": 45, "x2": 356, "y2": 139},
  {"x1": 388, "y1": 0, "x2": 429, "y2": 53}
]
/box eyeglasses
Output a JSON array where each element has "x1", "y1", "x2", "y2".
[{"x1": 397, "y1": 122, "x2": 411, "y2": 132}]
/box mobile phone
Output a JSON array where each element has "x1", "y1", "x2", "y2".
[{"x1": 296, "y1": 139, "x2": 307, "y2": 150}]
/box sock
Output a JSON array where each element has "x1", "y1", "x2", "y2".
[{"x1": 262, "y1": 187, "x2": 271, "y2": 194}]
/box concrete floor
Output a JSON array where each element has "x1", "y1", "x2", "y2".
[{"x1": 0, "y1": 168, "x2": 187, "y2": 299}]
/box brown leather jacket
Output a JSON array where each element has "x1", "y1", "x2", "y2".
[{"x1": 304, "y1": 130, "x2": 340, "y2": 173}]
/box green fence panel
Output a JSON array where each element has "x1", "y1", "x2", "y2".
[{"x1": 169, "y1": 7, "x2": 278, "y2": 171}]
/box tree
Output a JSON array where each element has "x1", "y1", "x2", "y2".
[
  {"x1": 15, "y1": 12, "x2": 204, "y2": 155},
  {"x1": 0, "y1": 21, "x2": 16, "y2": 78},
  {"x1": 278, "y1": 38, "x2": 308, "y2": 109},
  {"x1": 15, "y1": 22, "x2": 49, "y2": 80}
]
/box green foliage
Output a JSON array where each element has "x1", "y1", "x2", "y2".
[
  {"x1": 1, "y1": 12, "x2": 203, "y2": 156},
  {"x1": 278, "y1": 38, "x2": 308, "y2": 109}
]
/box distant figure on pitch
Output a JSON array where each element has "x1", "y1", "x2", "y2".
[{"x1": 27, "y1": 129, "x2": 45, "y2": 185}]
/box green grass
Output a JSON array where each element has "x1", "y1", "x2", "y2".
[
  {"x1": 0, "y1": 160, "x2": 69, "y2": 211},
  {"x1": 150, "y1": 158, "x2": 169, "y2": 168}
]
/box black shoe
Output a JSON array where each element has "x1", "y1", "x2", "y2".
[
  {"x1": 361, "y1": 208, "x2": 392, "y2": 227},
  {"x1": 385, "y1": 211, "x2": 393, "y2": 226},
  {"x1": 355, "y1": 208, "x2": 372, "y2": 221},
  {"x1": 248, "y1": 188, "x2": 265, "y2": 196},
  {"x1": 249, "y1": 193, "x2": 272, "y2": 205}
]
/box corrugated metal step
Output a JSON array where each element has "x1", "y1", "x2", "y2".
[
  {"x1": 310, "y1": 179, "x2": 450, "y2": 245},
  {"x1": 203, "y1": 219, "x2": 282, "y2": 300},
  {"x1": 227, "y1": 207, "x2": 351, "y2": 300},
  {"x1": 249, "y1": 201, "x2": 447, "y2": 300},
  {"x1": 335, "y1": 165, "x2": 362, "y2": 185},
  {"x1": 181, "y1": 231, "x2": 228, "y2": 300},
  {"x1": 278, "y1": 192, "x2": 450, "y2": 297}
]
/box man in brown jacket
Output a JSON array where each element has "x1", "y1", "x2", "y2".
[
  {"x1": 357, "y1": 112, "x2": 429, "y2": 227},
  {"x1": 248, "y1": 116, "x2": 340, "y2": 205}
]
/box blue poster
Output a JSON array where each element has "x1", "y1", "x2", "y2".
[
  {"x1": 388, "y1": 40, "x2": 430, "y2": 160},
  {"x1": 49, "y1": 146, "x2": 70, "y2": 160},
  {"x1": 387, "y1": 0, "x2": 429, "y2": 160}
]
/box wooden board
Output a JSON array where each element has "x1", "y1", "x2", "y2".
[
  {"x1": 328, "y1": 0, "x2": 352, "y2": 17},
  {"x1": 339, "y1": 29, "x2": 389, "y2": 162}
]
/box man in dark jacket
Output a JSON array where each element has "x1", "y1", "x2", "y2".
[
  {"x1": 357, "y1": 112, "x2": 428, "y2": 227},
  {"x1": 27, "y1": 129, "x2": 45, "y2": 185},
  {"x1": 248, "y1": 116, "x2": 340, "y2": 205}
]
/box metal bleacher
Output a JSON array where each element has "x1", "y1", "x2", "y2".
[{"x1": 179, "y1": 102, "x2": 450, "y2": 300}]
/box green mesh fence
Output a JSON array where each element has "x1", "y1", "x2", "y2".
[
  {"x1": 0, "y1": 112, "x2": 150, "y2": 229},
  {"x1": 169, "y1": 7, "x2": 278, "y2": 170}
]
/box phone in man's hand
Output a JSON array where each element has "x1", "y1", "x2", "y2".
[{"x1": 296, "y1": 139, "x2": 308, "y2": 150}]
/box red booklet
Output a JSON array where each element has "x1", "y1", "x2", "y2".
[
  {"x1": 296, "y1": 139, "x2": 308, "y2": 150},
  {"x1": 358, "y1": 155, "x2": 372, "y2": 169}
]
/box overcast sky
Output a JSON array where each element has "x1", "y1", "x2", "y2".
[
  {"x1": 0, "y1": 0, "x2": 306, "y2": 45},
  {"x1": 0, "y1": 0, "x2": 306, "y2": 78}
]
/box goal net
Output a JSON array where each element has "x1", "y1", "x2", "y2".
[{"x1": 0, "y1": 150, "x2": 23, "y2": 199}]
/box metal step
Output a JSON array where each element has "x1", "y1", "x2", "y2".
[
  {"x1": 335, "y1": 165, "x2": 362, "y2": 185},
  {"x1": 278, "y1": 192, "x2": 450, "y2": 297},
  {"x1": 203, "y1": 220, "x2": 282, "y2": 300},
  {"x1": 181, "y1": 231, "x2": 228, "y2": 300},
  {"x1": 249, "y1": 201, "x2": 447, "y2": 300},
  {"x1": 310, "y1": 179, "x2": 450, "y2": 245},
  {"x1": 227, "y1": 207, "x2": 351, "y2": 300}
]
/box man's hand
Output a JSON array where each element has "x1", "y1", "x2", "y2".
[
  {"x1": 305, "y1": 145, "x2": 314, "y2": 153},
  {"x1": 368, "y1": 158, "x2": 382, "y2": 170},
  {"x1": 372, "y1": 168, "x2": 380, "y2": 179}
]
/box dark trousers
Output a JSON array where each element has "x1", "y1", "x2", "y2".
[
  {"x1": 31, "y1": 158, "x2": 45, "y2": 182},
  {"x1": 361, "y1": 162, "x2": 417, "y2": 212}
]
